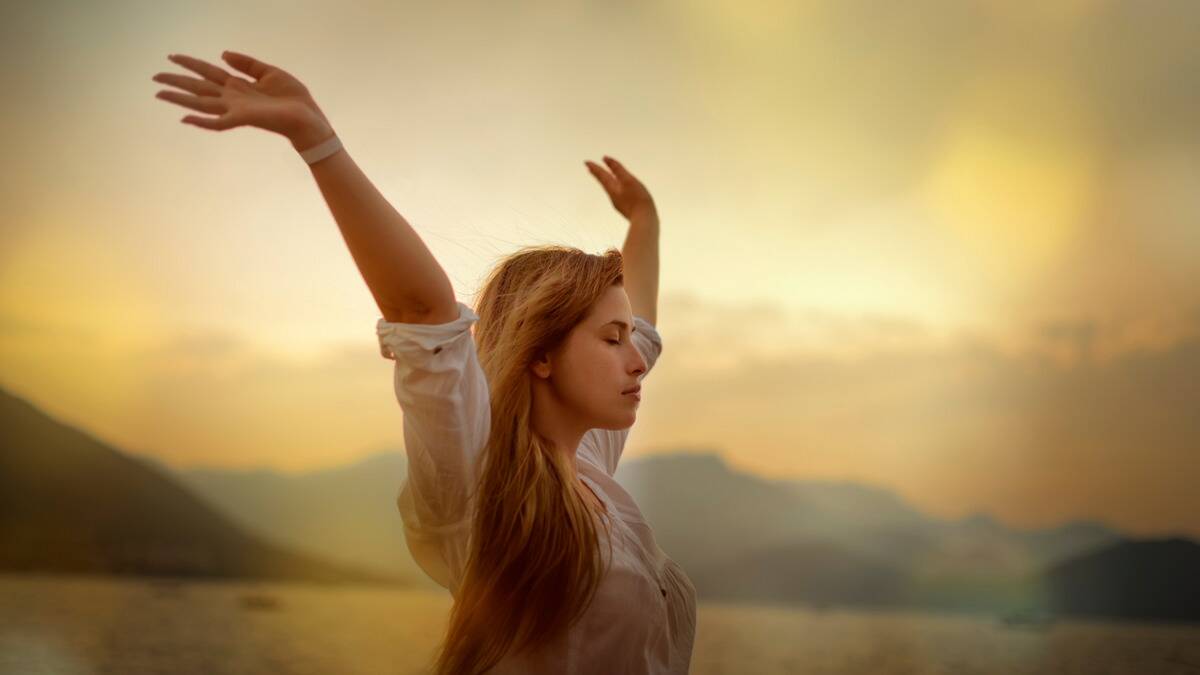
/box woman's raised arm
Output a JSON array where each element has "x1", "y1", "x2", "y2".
[
  {"x1": 299, "y1": 127, "x2": 458, "y2": 325},
  {"x1": 152, "y1": 51, "x2": 457, "y2": 325},
  {"x1": 585, "y1": 156, "x2": 660, "y2": 326}
]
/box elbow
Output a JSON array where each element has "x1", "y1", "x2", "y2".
[{"x1": 381, "y1": 296, "x2": 459, "y2": 325}]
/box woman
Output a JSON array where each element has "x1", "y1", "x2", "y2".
[{"x1": 152, "y1": 50, "x2": 697, "y2": 674}]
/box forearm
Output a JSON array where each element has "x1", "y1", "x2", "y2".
[
  {"x1": 620, "y1": 212, "x2": 660, "y2": 326},
  {"x1": 292, "y1": 122, "x2": 456, "y2": 324}
]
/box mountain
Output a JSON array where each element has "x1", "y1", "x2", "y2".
[
  {"x1": 12, "y1": 381, "x2": 1187, "y2": 619},
  {"x1": 0, "y1": 387, "x2": 402, "y2": 585},
  {"x1": 166, "y1": 445, "x2": 1166, "y2": 617},
  {"x1": 612, "y1": 451, "x2": 1200, "y2": 617},
  {"x1": 613, "y1": 451, "x2": 1125, "y2": 597},
  {"x1": 615, "y1": 452, "x2": 810, "y2": 570},
  {"x1": 167, "y1": 450, "x2": 428, "y2": 586},
  {"x1": 1042, "y1": 537, "x2": 1200, "y2": 622},
  {"x1": 687, "y1": 538, "x2": 913, "y2": 608}
]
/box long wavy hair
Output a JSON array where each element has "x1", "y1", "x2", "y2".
[{"x1": 431, "y1": 244, "x2": 624, "y2": 674}]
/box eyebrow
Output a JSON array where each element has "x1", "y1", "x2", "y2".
[{"x1": 603, "y1": 319, "x2": 637, "y2": 334}]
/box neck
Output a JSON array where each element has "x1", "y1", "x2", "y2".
[{"x1": 530, "y1": 385, "x2": 588, "y2": 479}]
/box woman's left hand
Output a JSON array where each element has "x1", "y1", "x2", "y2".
[{"x1": 585, "y1": 156, "x2": 658, "y2": 222}]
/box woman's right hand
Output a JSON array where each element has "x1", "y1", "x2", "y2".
[{"x1": 152, "y1": 50, "x2": 332, "y2": 146}]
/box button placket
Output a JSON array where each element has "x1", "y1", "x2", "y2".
[
  {"x1": 584, "y1": 474, "x2": 668, "y2": 602},
  {"x1": 633, "y1": 530, "x2": 667, "y2": 600}
]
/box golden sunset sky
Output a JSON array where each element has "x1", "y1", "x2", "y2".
[{"x1": 2, "y1": 1, "x2": 1197, "y2": 537}]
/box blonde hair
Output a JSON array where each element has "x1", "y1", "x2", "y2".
[{"x1": 432, "y1": 244, "x2": 625, "y2": 674}]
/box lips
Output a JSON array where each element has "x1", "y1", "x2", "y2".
[{"x1": 622, "y1": 384, "x2": 641, "y2": 395}]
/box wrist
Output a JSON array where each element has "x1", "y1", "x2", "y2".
[
  {"x1": 629, "y1": 208, "x2": 660, "y2": 227},
  {"x1": 288, "y1": 114, "x2": 336, "y2": 154}
]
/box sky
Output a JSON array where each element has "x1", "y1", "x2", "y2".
[{"x1": 1, "y1": 0, "x2": 1197, "y2": 538}]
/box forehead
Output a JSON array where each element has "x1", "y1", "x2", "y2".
[{"x1": 586, "y1": 286, "x2": 632, "y2": 326}]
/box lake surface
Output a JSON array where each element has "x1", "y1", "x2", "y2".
[{"x1": 2, "y1": 573, "x2": 1198, "y2": 674}]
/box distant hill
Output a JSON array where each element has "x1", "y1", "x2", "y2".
[
  {"x1": 167, "y1": 445, "x2": 1183, "y2": 619},
  {"x1": 687, "y1": 537, "x2": 913, "y2": 609},
  {"x1": 1043, "y1": 537, "x2": 1200, "y2": 622},
  {"x1": 619, "y1": 451, "x2": 1123, "y2": 583},
  {"x1": 12, "y1": 380, "x2": 1193, "y2": 621},
  {"x1": 0, "y1": 387, "x2": 403, "y2": 585},
  {"x1": 166, "y1": 451, "x2": 426, "y2": 585}
]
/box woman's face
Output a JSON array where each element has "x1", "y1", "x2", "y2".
[{"x1": 542, "y1": 285, "x2": 648, "y2": 430}]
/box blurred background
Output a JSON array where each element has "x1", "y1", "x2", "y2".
[{"x1": 1, "y1": 0, "x2": 1197, "y2": 673}]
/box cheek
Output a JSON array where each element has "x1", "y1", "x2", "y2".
[{"x1": 559, "y1": 343, "x2": 618, "y2": 403}]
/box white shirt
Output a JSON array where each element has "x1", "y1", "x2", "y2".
[{"x1": 377, "y1": 301, "x2": 697, "y2": 674}]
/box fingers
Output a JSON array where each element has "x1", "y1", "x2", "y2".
[
  {"x1": 603, "y1": 156, "x2": 640, "y2": 185},
  {"x1": 221, "y1": 50, "x2": 273, "y2": 80},
  {"x1": 151, "y1": 72, "x2": 222, "y2": 97},
  {"x1": 182, "y1": 113, "x2": 235, "y2": 131},
  {"x1": 585, "y1": 160, "x2": 620, "y2": 195},
  {"x1": 167, "y1": 53, "x2": 238, "y2": 87},
  {"x1": 155, "y1": 89, "x2": 228, "y2": 115}
]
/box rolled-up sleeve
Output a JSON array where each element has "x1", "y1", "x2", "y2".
[
  {"x1": 579, "y1": 315, "x2": 663, "y2": 476},
  {"x1": 377, "y1": 300, "x2": 490, "y2": 590}
]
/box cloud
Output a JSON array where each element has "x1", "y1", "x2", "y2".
[
  {"x1": 2, "y1": 285, "x2": 1196, "y2": 539},
  {"x1": 640, "y1": 293, "x2": 1200, "y2": 537}
]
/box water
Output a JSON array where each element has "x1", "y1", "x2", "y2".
[{"x1": 2, "y1": 573, "x2": 1197, "y2": 674}]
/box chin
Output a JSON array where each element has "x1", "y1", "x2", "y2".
[
  {"x1": 619, "y1": 409, "x2": 637, "y2": 427},
  {"x1": 598, "y1": 412, "x2": 636, "y2": 430}
]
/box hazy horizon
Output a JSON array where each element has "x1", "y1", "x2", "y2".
[{"x1": 3, "y1": 1, "x2": 1197, "y2": 540}]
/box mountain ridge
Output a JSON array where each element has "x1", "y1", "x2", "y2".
[{"x1": 0, "y1": 387, "x2": 406, "y2": 586}]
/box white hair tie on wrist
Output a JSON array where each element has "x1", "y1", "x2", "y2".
[{"x1": 300, "y1": 134, "x2": 343, "y2": 165}]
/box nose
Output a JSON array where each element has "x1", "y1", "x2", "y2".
[{"x1": 629, "y1": 344, "x2": 647, "y2": 376}]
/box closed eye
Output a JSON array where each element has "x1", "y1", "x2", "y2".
[{"x1": 605, "y1": 339, "x2": 621, "y2": 345}]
